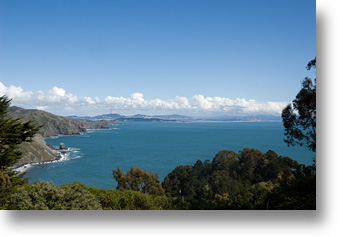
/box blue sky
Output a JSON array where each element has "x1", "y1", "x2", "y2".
[{"x1": 0, "y1": 0, "x2": 316, "y2": 116}]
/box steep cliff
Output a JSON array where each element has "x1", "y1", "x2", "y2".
[{"x1": 12, "y1": 134, "x2": 61, "y2": 169}]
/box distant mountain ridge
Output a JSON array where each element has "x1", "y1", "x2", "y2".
[
  {"x1": 68, "y1": 113, "x2": 196, "y2": 123},
  {"x1": 202, "y1": 114, "x2": 282, "y2": 122},
  {"x1": 68, "y1": 113, "x2": 281, "y2": 123}
]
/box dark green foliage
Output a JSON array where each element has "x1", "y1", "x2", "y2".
[
  {"x1": 0, "y1": 97, "x2": 40, "y2": 169},
  {"x1": 261, "y1": 150, "x2": 282, "y2": 180},
  {"x1": 113, "y1": 165, "x2": 165, "y2": 196},
  {"x1": 163, "y1": 165, "x2": 198, "y2": 201},
  {"x1": 237, "y1": 148, "x2": 266, "y2": 183},
  {"x1": 268, "y1": 173, "x2": 316, "y2": 210},
  {"x1": 7, "y1": 181, "x2": 102, "y2": 210},
  {"x1": 163, "y1": 149, "x2": 316, "y2": 210},
  {"x1": 282, "y1": 57, "x2": 316, "y2": 152},
  {"x1": 0, "y1": 170, "x2": 28, "y2": 209},
  {"x1": 87, "y1": 187, "x2": 173, "y2": 210},
  {"x1": 212, "y1": 150, "x2": 238, "y2": 172},
  {"x1": 0, "y1": 96, "x2": 40, "y2": 209},
  {"x1": 7, "y1": 180, "x2": 176, "y2": 210}
]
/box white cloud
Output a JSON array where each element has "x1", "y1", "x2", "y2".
[
  {"x1": 0, "y1": 82, "x2": 33, "y2": 102},
  {"x1": 0, "y1": 81, "x2": 288, "y2": 116},
  {"x1": 36, "y1": 106, "x2": 49, "y2": 110},
  {"x1": 48, "y1": 86, "x2": 65, "y2": 97},
  {"x1": 83, "y1": 96, "x2": 96, "y2": 105}
]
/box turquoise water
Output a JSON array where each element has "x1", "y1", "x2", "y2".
[{"x1": 23, "y1": 122, "x2": 315, "y2": 189}]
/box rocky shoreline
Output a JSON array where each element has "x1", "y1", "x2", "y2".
[
  {"x1": 13, "y1": 141, "x2": 71, "y2": 171},
  {"x1": 13, "y1": 127, "x2": 112, "y2": 170},
  {"x1": 11, "y1": 134, "x2": 61, "y2": 169}
]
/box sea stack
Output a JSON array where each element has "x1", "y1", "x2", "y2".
[{"x1": 59, "y1": 143, "x2": 66, "y2": 150}]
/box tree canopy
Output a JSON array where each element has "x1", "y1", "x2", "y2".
[
  {"x1": 162, "y1": 148, "x2": 315, "y2": 210},
  {"x1": 282, "y1": 57, "x2": 316, "y2": 152},
  {"x1": 8, "y1": 181, "x2": 102, "y2": 210},
  {"x1": 113, "y1": 165, "x2": 165, "y2": 196}
]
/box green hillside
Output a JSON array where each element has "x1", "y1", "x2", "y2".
[{"x1": 8, "y1": 106, "x2": 113, "y2": 138}]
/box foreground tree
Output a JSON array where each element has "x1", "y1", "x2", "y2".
[
  {"x1": 0, "y1": 96, "x2": 40, "y2": 208},
  {"x1": 0, "y1": 96, "x2": 40, "y2": 169},
  {"x1": 8, "y1": 181, "x2": 102, "y2": 210},
  {"x1": 282, "y1": 57, "x2": 316, "y2": 152},
  {"x1": 113, "y1": 165, "x2": 165, "y2": 196},
  {"x1": 87, "y1": 187, "x2": 173, "y2": 210},
  {"x1": 163, "y1": 149, "x2": 315, "y2": 210}
]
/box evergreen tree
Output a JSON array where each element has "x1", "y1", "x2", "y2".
[
  {"x1": 0, "y1": 96, "x2": 40, "y2": 208},
  {"x1": 0, "y1": 96, "x2": 40, "y2": 169}
]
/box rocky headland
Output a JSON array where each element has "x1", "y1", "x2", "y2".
[
  {"x1": 12, "y1": 134, "x2": 61, "y2": 169},
  {"x1": 8, "y1": 106, "x2": 114, "y2": 169}
]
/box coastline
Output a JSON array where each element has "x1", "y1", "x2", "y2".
[
  {"x1": 12, "y1": 127, "x2": 105, "y2": 171},
  {"x1": 14, "y1": 149, "x2": 69, "y2": 173}
]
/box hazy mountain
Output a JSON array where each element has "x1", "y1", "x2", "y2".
[
  {"x1": 68, "y1": 113, "x2": 196, "y2": 123},
  {"x1": 201, "y1": 114, "x2": 282, "y2": 122},
  {"x1": 68, "y1": 113, "x2": 281, "y2": 123}
]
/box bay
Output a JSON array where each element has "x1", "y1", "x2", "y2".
[{"x1": 23, "y1": 122, "x2": 315, "y2": 189}]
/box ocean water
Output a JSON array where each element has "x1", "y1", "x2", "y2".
[{"x1": 22, "y1": 122, "x2": 315, "y2": 189}]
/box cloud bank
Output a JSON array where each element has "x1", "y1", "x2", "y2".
[{"x1": 0, "y1": 82, "x2": 287, "y2": 116}]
